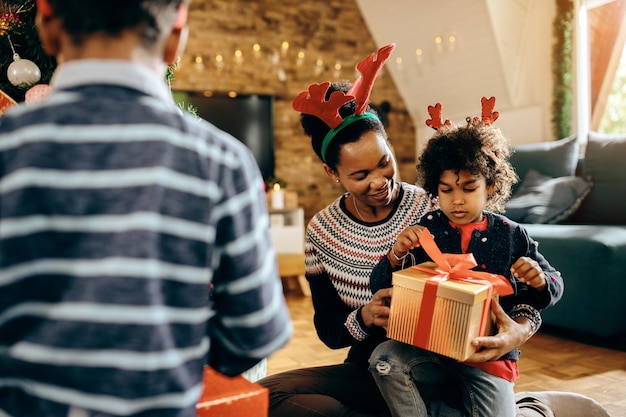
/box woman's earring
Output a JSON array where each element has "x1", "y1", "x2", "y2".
[{"x1": 335, "y1": 179, "x2": 340, "y2": 183}]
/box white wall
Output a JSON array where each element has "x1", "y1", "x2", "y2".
[{"x1": 356, "y1": 0, "x2": 558, "y2": 148}]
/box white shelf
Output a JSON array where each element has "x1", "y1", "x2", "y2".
[{"x1": 269, "y1": 207, "x2": 304, "y2": 254}]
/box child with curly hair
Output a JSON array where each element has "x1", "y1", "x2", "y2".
[{"x1": 368, "y1": 98, "x2": 564, "y2": 417}]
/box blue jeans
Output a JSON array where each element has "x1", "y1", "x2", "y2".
[{"x1": 368, "y1": 340, "x2": 515, "y2": 417}]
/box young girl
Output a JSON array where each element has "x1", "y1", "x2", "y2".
[{"x1": 368, "y1": 98, "x2": 564, "y2": 417}]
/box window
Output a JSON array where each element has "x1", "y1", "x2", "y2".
[
  {"x1": 582, "y1": 0, "x2": 626, "y2": 134},
  {"x1": 597, "y1": 44, "x2": 626, "y2": 133}
]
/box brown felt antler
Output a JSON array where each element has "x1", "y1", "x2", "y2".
[
  {"x1": 425, "y1": 103, "x2": 451, "y2": 131},
  {"x1": 480, "y1": 96, "x2": 499, "y2": 125},
  {"x1": 291, "y1": 82, "x2": 355, "y2": 129},
  {"x1": 291, "y1": 44, "x2": 395, "y2": 131},
  {"x1": 348, "y1": 44, "x2": 396, "y2": 115}
]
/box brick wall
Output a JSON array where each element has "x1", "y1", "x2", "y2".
[{"x1": 172, "y1": 0, "x2": 416, "y2": 222}]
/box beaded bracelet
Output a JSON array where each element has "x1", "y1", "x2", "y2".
[
  {"x1": 509, "y1": 304, "x2": 542, "y2": 337},
  {"x1": 390, "y1": 246, "x2": 408, "y2": 262}
]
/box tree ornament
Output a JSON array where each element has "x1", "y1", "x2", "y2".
[
  {"x1": 25, "y1": 83, "x2": 51, "y2": 103},
  {"x1": 6, "y1": 35, "x2": 41, "y2": 89}
]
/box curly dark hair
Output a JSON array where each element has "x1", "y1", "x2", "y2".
[
  {"x1": 47, "y1": 0, "x2": 185, "y2": 47},
  {"x1": 299, "y1": 80, "x2": 387, "y2": 171},
  {"x1": 416, "y1": 120, "x2": 518, "y2": 213}
]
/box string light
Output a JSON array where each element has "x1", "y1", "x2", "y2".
[
  {"x1": 183, "y1": 39, "x2": 427, "y2": 82},
  {"x1": 296, "y1": 50, "x2": 305, "y2": 67},
  {"x1": 314, "y1": 57, "x2": 324, "y2": 75},
  {"x1": 194, "y1": 55, "x2": 204, "y2": 71},
  {"x1": 395, "y1": 56, "x2": 403, "y2": 71},
  {"x1": 415, "y1": 48, "x2": 423, "y2": 64},
  {"x1": 215, "y1": 53, "x2": 224, "y2": 71},
  {"x1": 252, "y1": 43, "x2": 262, "y2": 59},
  {"x1": 234, "y1": 49, "x2": 243, "y2": 65},
  {"x1": 434, "y1": 35, "x2": 444, "y2": 53},
  {"x1": 333, "y1": 61, "x2": 342, "y2": 78},
  {"x1": 448, "y1": 34, "x2": 457, "y2": 51}
]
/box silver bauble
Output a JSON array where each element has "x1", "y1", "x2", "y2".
[{"x1": 7, "y1": 53, "x2": 42, "y2": 89}]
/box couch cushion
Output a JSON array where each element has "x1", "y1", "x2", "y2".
[
  {"x1": 522, "y1": 224, "x2": 626, "y2": 337},
  {"x1": 509, "y1": 135, "x2": 579, "y2": 194},
  {"x1": 505, "y1": 169, "x2": 591, "y2": 224},
  {"x1": 569, "y1": 132, "x2": 626, "y2": 225}
]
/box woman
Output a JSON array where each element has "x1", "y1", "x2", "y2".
[{"x1": 258, "y1": 44, "x2": 542, "y2": 417}]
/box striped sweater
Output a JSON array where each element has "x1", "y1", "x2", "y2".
[
  {"x1": 305, "y1": 183, "x2": 436, "y2": 365},
  {"x1": 0, "y1": 61, "x2": 291, "y2": 417}
]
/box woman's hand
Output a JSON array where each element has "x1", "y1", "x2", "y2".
[
  {"x1": 465, "y1": 298, "x2": 533, "y2": 362},
  {"x1": 361, "y1": 288, "x2": 393, "y2": 328}
]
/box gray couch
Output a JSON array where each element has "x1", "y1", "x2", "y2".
[{"x1": 505, "y1": 132, "x2": 626, "y2": 341}]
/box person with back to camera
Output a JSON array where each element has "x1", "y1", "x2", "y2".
[
  {"x1": 0, "y1": 0, "x2": 292, "y2": 416},
  {"x1": 257, "y1": 44, "x2": 547, "y2": 417},
  {"x1": 368, "y1": 98, "x2": 564, "y2": 417}
]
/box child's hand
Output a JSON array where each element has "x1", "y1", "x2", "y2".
[
  {"x1": 510, "y1": 257, "x2": 546, "y2": 290},
  {"x1": 389, "y1": 225, "x2": 425, "y2": 262}
]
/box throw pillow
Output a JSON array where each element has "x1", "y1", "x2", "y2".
[
  {"x1": 504, "y1": 169, "x2": 592, "y2": 224},
  {"x1": 509, "y1": 135, "x2": 579, "y2": 194},
  {"x1": 569, "y1": 132, "x2": 626, "y2": 225}
]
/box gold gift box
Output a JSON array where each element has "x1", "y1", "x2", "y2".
[{"x1": 387, "y1": 262, "x2": 494, "y2": 361}]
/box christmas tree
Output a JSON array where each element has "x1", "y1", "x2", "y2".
[
  {"x1": 0, "y1": 0, "x2": 56, "y2": 102},
  {"x1": 0, "y1": 0, "x2": 187, "y2": 110}
]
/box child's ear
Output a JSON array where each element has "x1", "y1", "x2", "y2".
[
  {"x1": 164, "y1": 26, "x2": 188, "y2": 66},
  {"x1": 36, "y1": 0, "x2": 53, "y2": 17},
  {"x1": 35, "y1": 0, "x2": 61, "y2": 57},
  {"x1": 163, "y1": 4, "x2": 189, "y2": 65}
]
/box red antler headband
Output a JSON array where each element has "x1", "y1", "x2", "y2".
[
  {"x1": 425, "y1": 96, "x2": 499, "y2": 131},
  {"x1": 425, "y1": 97, "x2": 501, "y2": 164},
  {"x1": 292, "y1": 43, "x2": 396, "y2": 162}
]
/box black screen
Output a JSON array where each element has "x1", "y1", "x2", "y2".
[{"x1": 173, "y1": 91, "x2": 275, "y2": 180}]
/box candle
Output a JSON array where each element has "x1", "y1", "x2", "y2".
[{"x1": 271, "y1": 183, "x2": 285, "y2": 209}]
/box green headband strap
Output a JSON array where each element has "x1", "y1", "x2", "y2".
[{"x1": 321, "y1": 112, "x2": 380, "y2": 163}]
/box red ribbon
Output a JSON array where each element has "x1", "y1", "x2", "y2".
[{"x1": 411, "y1": 228, "x2": 513, "y2": 348}]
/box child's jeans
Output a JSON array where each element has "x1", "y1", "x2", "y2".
[{"x1": 369, "y1": 340, "x2": 515, "y2": 417}]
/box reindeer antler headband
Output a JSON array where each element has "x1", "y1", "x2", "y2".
[
  {"x1": 425, "y1": 96, "x2": 499, "y2": 130},
  {"x1": 426, "y1": 96, "x2": 501, "y2": 164},
  {"x1": 292, "y1": 43, "x2": 396, "y2": 162}
]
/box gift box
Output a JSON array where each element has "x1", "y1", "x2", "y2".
[
  {"x1": 387, "y1": 262, "x2": 495, "y2": 361},
  {"x1": 0, "y1": 89, "x2": 16, "y2": 115},
  {"x1": 197, "y1": 366, "x2": 269, "y2": 417},
  {"x1": 386, "y1": 229, "x2": 513, "y2": 361}
]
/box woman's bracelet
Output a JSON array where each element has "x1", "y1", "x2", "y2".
[
  {"x1": 390, "y1": 246, "x2": 408, "y2": 262},
  {"x1": 509, "y1": 304, "x2": 542, "y2": 339}
]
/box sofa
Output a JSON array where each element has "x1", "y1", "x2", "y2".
[{"x1": 503, "y1": 132, "x2": 626, "y2": 340}]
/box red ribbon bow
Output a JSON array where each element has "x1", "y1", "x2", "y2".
[{"x1": 410, "y1": 228, "x2": 513, "y2": 348}]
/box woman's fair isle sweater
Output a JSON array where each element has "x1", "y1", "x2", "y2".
[{"x1": 304, "y1": 182, "x2": 436, "y2": 366}]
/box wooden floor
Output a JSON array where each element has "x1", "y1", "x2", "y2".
[{"x1": 267, "y1": 293, "x2": 626, "y2": 417}]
